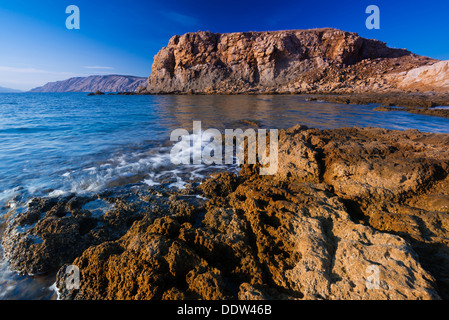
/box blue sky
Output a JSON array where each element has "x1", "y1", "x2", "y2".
[{"x1": 0, "y1": 0, "x2": 448, "y2": 90}]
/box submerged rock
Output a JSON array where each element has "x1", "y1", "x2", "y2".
[{"x1": 3, "y1": 125, "x2": 449, "y2": 300}]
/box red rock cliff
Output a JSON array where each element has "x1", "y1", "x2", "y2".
[{"x1": 140, "y1": 28, "x2": 436, "y2": 94}]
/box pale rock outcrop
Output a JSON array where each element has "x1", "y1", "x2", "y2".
[{"x1": 390, "y1": 60, "x2": 449, "y2": 93}]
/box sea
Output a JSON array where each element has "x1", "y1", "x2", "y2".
[{"x1": 1, "y1": 92, "x2": 449, "y2": 299}]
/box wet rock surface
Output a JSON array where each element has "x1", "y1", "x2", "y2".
[
  {"x1": 1, "y1": 191, "x2": 148, "y2": 275},
  {"x1": 3, "y1": 125, "x2": 449, "y2": 300}
]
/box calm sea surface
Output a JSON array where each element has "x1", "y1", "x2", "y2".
[{"x1": 1, "y1": 92, "x2": 449, "y2": 299}]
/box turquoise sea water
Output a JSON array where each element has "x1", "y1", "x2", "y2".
[{"x1": 1, "y1": 92, "x2": 449, "y2": 299}]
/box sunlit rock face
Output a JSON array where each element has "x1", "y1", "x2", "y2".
[{"x1": 141, "y1": 28, "x2": 436, "y2": 94}]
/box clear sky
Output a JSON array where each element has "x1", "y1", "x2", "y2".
[{"x1": 1, "y1": 0, "x2": 448, "y2": 91}]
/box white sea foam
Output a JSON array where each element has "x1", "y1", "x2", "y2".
[
  {"x1": 6, "y1": 200, "x2": 17, "y2": 209},
  {"x1": 144, "y1": 179, "x2": 160, "y2": 186},
  {"x1": 143, "y1": 172, "x2": 160, "y2": 186},
  {"x1": 48, "y1": 189, "x2": 67, "y2": 197},
  {"x1": 49, "y1": 282, "x2": 61, "y2": 300},
  {"x1": 15, "y1": 132, "x2": 239, "y2": 200},
  {"x1": 0, "y1": 259, "x2": 17, "y2": 299},
  {"x1": 0, "y1": 187, "x2": 21, "y2": 205}
]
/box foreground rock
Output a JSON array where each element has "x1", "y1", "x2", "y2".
[
  {"x1": 3, "y1": 125, "x2": 449, "y2": 300},
  {"x1": 1, "y1": 191, "x2": 149, "y2": 274},
  {"x1": 138, "y1": 28, "x2": 442, "y2": 95}
]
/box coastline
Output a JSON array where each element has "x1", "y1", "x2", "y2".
[
  {"x1": 3, "y1": 124, "x2": 449, "y2": 300},
  {"x1": 308, "y1": 92, "x2": 449, "y2": 119},
  {"x1": 1, "y1": 3, "x2": 449, "y2": 303},
  {"x1": 107, "y1": 91, "x2": 449, "y2": 119}
]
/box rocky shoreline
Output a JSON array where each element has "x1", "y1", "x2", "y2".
[
  {"x1": 2, "y1": 125, "x2": 449, "y2": 300},
  {"x1": 308, "y1": 92, "x2": 449, "y2": 119},
  {"x1": 89, "y1": 90, "x2": 449, "y2": 119}
]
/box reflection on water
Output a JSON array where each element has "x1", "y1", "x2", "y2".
[
  {"x1": 1, "y1": 93, "x2": 449, "y2": 300},
  {"x1": 151, "y1": 95, "x2": 449, "y2": 133}
]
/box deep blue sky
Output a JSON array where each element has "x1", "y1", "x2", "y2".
[{"x1": 1, "y1": 0, "x2": 448, "y2": 90}]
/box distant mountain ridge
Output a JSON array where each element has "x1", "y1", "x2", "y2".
[
  {"x1": 0, "y1": 86, "x2": 22, "y2": 93},
  {"x1": 29, "y1": 75, "x2": 147, "y2": 93}
]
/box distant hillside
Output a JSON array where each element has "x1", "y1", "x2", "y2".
[
  {"x1": 29, "y1": 75, "x2": 148, "y2": 93},
  {"x1": 0, "y1": 86, "x2": 22, "y2": 93}
]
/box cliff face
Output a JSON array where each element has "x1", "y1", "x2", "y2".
[
  {"x1": 389, "y1": 60, "x2": 449, "y2": 93},
  {"x1": 30, "y1": 75, "x2": 147, "y2": 93},
  {"x1": 140, "y1": 28, "x2": 436, "y2": 94}
]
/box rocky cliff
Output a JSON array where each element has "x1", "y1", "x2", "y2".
[
  {"x1": 138, "y1": 28, "x2": 439, "y2": 94},
  {"x1": 30, "y1": 75, "x2": 147, "y2": 93}
]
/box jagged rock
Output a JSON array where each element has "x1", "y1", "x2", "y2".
[
  {"x1": 1, "y1": 192, "x2": 151, "y2": 275},
  {"x1": 199, "y1": 172, "x2": 239, "y2": 198},
  {"x1": 4, "y1": 125, "x2": 449, "y2": 300}
]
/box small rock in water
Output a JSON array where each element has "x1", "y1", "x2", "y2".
[{"x1": 87, "y1": 90, "x2": 105, "y2": 96}]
